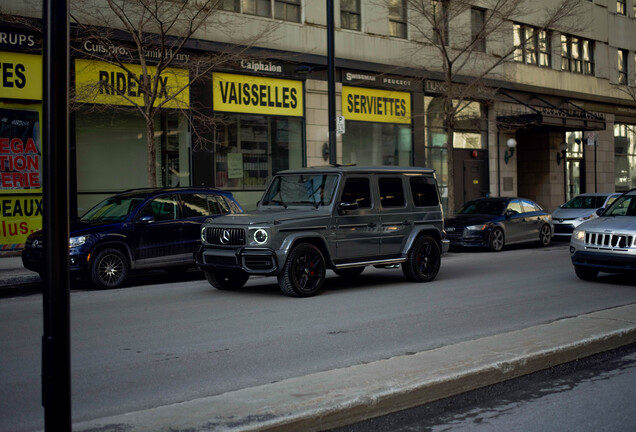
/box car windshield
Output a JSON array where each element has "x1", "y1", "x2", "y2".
[
  {"x1": 457, "y1": 200, "x2": 506, "y2": 216},
  {"x1": 262, "y1": 174, "x2": 339, "y2": 207},
  {"x1": 602, "y1": 194, "x2": 636, "y2": 217},
  {"x1": 561, "y1": 195, "x2": 608, "y2": 209},
  {"x1": 81, "y1": 196, "x2": 146, "y2": 222}
]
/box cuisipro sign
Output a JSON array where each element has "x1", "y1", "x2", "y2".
[
  {"x1": 75, "y1": 59, "x2": 190, "y2": 108},
  {"x1": 342, "y1": 86, "x2": 411, "y2": 124},
  {"x1": 213, "y1": 72, "x2": 303, "y2": 117}
]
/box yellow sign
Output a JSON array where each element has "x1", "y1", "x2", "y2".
[
  {"x1": 1, "y1": 195, "x2": 42, "y2": 248},
  {"x1": 213, "y1": 73, "x2": 303, "y2": 117},
  {"x1": 342, "y1": 86, "x2": 411, "y2": 124},
  {"x1": 0, "y1": 51, "x2": 42, "y2": 100},
  {"x1": 75, "y1": 59, "x2": 190, "y2": 108}
]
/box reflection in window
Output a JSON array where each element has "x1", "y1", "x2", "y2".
[
  {"x1": 342, "y1": 122, "x2": 412, "y2": 166},
  {"x1": 379, "y1": 177, "x2": 405, "y2": 207},
  {"x1": 615, "y1": 123, "x2": 636, "y2": 191},
  {"x1": 389, "y1": 0, "x2": 407, "y2": 38},
  {"x1": 514, "y1": 23, "x2": 550, "y2": 67},
  {"x1": 561, "y1": 35, "x2": 594, "y2": 75},
  {"x1": 341, "y1": 178, "x2": 372, "y2": 208},
  {"x1": 214, "y1": 114, "x2": 303, "y2": 191},
  {"x1": 618, "y1": 49, "x2": 628, "y2": 84},
  {"x1": 341, "y1": 0, "x2": 361, "y2": 31}
]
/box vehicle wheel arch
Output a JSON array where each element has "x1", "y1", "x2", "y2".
[
  {"x1": 402, "y1": 226, "x2": 443, "y2": 256},
  {"x1": 280, "y1": 234, "x2": 334, "y2": 269},
  {"x1": 89, "y1": 241, "x2": 134, "y2": 269}
]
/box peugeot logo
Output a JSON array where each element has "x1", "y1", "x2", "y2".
[{"x1": 220, "y1": 229, "x2": 231, "y2": 245}]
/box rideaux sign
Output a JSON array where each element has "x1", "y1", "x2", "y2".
[
  {"x1": 75, "y1": 59, "x2": 189, "y2": 108},
  {"x1": 342, "y1": 86, "x2": 411, "y2": 124},
  {"x1": 213, "y1": 73, "x2": 303, "y2": 117}
]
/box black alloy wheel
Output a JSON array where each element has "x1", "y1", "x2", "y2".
[
  {"x1": 205, "y1": 270, "x2": 249, "y2": 290},
  {"x1": 402, "y1": 235, "x2": 441, "y2": 282},
  {"x1": 90, "y1": 248, "x2": 129, "y2": 289},
  {"x1": 278, "y1": 243, "x2": 326, "y2": 297}
]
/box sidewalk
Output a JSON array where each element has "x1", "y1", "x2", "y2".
[{"x1": 0, "y1": 254, "x2": 41, "y2": 296}]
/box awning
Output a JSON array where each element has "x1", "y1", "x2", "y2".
[{"x1": 497, "y1": 90, "x2": 606, "y2": 131}]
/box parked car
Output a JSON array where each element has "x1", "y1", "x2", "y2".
[
  {"x1": 570, "y1": 189, "x2": 636, "y2": 280},
  {"x1": 445, "y1": 197, "x2": 552, "y2": 251},
  {"x1": 195, "y1": 165, "x2": 449, "y2": 297},
  {"x1": 552, "y1": 192, "x2": 621, "y2": 238},
  {"x1": 21, "y1": 187, "x2": 242, "y2": 288}
]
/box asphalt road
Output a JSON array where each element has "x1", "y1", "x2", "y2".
[
  {"x1": 1, "y1": 243, "x2": 636, "y2": 432},
  {"x1": 331, "y1": 343, "x2": 636, "y2": 432}
]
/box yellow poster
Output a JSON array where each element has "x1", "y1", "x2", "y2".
[
  {"x1": 213, "y1": 73, "x2": 303, "y2": 117},
  {"x1": 0, "y1": 51, "x2": 42, "y2": 100},
  {"x1": 0, "y1": 102, "x2": 43, "y2": 250},
  {"x1": 75, "y1": 59, "x2": 190, "y2": 108},
  {"x1": 342, "y1": 86, "x2": 411, "y2": 124}
]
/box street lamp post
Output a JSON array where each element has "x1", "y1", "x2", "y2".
[
  {"x1": 556, "y1": 143, "x2": 568, "y2": 202},
  {"x1": 327, "y1": 0, "x2": 336, "y2": 165}
]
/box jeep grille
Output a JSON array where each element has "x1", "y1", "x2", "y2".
[
  {"x1": 205, "y1": 227, "x2": 246, "y2": 246},
  {"x1": 585, "y1": 232, "x2": 635, "y2": 249}
]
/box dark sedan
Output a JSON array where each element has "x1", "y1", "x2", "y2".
[
  {"x1": 21, "y1": 187, "x2": 242, "y2": 288},
  {"x1": 445, "y1": 197, "x2": 553, "y2": 251}
]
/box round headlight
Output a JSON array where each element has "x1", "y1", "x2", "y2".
[{"x1": 253, "y1": 229, "x2": 268, "y2": 245}]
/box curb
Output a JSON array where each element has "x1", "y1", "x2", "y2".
[{"x1": 74, "y1": 303, "x2": 636, "y2": 432}]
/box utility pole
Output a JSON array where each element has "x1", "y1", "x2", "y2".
[
  {"x1": 42, "y1": 0, "x2": 71, "y2": 430},
  {"x1": 327, "y1": 0, "x2": 337, "y2": 165}
]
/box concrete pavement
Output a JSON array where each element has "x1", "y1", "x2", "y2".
[{"x1": 2, "y1": 255, "x2": 635, "y2": 432}]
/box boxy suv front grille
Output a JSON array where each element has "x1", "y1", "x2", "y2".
[
  {"x1": 204, "y1": 227, "x2": 246, "y2": 246},
  {"x1": 585, "y1": 232, "x2": 635, "y2": 249}
]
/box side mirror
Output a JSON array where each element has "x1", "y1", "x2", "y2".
[
  {"x1": 338, "y1": 201, "x2": 359, "y2": 214},
  {"x1": 137, "y1": 215, "x2": 155, "y2": 224}
]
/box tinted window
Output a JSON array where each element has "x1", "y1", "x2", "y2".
[
  {"x1": 605, "y1": 194, "x2": 636, "y2": 216},
  {"x1": 81, "y1": 196, "x2": 144, "y2": 222},
  {"x1": 410, "y1": 176, "x2": 440, "y2": 207},
  {"x1": 379, "y1": 177, "x2": 405, "y2": 207},
  {"x1": 209, "y1": 195, "x2": 231, "y2": 215},
  {"x1": 139, "y1": 195, "x2": 179, "y2": 221},
  {"x1": 341, "y1": 178, "x2": 371, "y2": 208}
]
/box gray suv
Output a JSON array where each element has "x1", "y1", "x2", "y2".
[
  {"x1": 570, "y1": 188, "x2": 636, "y2": 280},
  {"x1": 195, "y1": 166, "x2": 449, "y2": 297}
]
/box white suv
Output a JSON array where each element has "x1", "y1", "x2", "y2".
[{"x1": 570, "y1": 189, "x2": 636, "y2": 280}]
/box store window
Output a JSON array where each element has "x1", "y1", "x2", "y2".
[
  {"x1": 214, "y1": 114, "x2": 303, "y2": 190},
  {"x1": 423, "y1": 96, "x2": 484, "y2": 210},
  {"x1": 614, "y1": 123, "x2": 636, "y2": 191},
  {"x1": 341, "y1": 0, "x2": 361, "y2": 31},
  {"x1": 75, "y1": 108, "x2": 190, "y2": 214},
  {"x1": 341, "y1": 86, "x2": 412, "y2": 167},
  {"x1": 564, "y1": 131, "x2": 584, "y2": 199}
]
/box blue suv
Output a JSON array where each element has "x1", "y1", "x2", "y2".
[{"x1": 22, "y1": 188, "x2": 242, "y2": 288}]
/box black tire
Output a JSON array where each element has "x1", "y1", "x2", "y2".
[
  {"x1": 90, "y1": 248, "x2": 129, "y2": 289},
  {"x1": 402, "y1": 235, "x2": 441, "y2": 282},
  {"x1": 538, "y1": 224, "x2": 552, "y2": 247},
  {"x1": 333, "y1": 267, "x2": 365, "y2": 278},
  {"x1": 205, "y1": 270, "x2": 249, "y2": 290},
  {"x1": 574, "y1": 265, "x2": 598, "y2": 281},
  {"x1": 489, "y1": 228, "x2": 504, "y2": 252},
  {"x1": 278, "y1": 243, "x2": 326, "y2": 297}
]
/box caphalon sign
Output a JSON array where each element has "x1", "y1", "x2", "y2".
[{"x1": 240, "y1": 60, "x2": 282, "y2": 74}]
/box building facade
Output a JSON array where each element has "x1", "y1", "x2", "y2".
[{"x1": 1, "y1": 0, "x2": 635, "y2": 251}]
